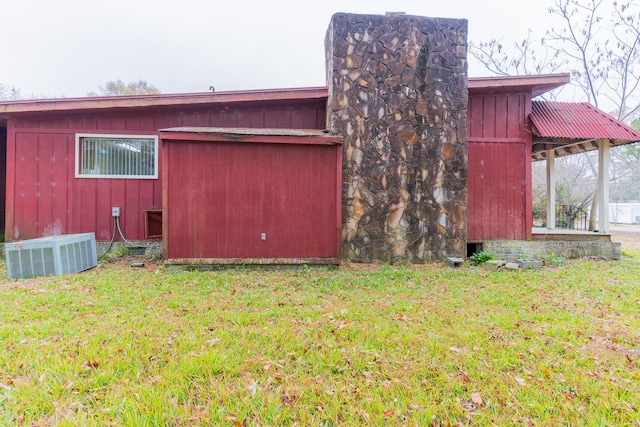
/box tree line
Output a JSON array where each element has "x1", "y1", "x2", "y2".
[{"x1": 0, "y1": 80, "x2": 160, "y2": 100}]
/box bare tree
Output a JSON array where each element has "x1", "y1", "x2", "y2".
[
  {"x1": 470, "y1": 30, "x2": 564, "y2": 77},
  {"x1": 0, "y1": 83, "x2": 21, "y2": 100},
  {"x1": 470, "y1": 0, "x2": 640, "y2": 121},
  {"x1": 88, "y1": 80, "x2": 160, "y2": 96},
  {"x1": 470, "y1": 0, "x2": 640, "y2": 229}
]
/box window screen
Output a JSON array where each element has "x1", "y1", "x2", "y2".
[{"x1": 76, "y1": 134, "x2": 158, "y2": 179}]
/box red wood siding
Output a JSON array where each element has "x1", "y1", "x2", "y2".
[
  {"x1": 5, "y1": 102, "x2": 326, "y2": 241},
  {"x1": 467, "y1": 92, "x2": 532, "y2": 241},
  {"x1": 163, "y1": 140, "x2": 340, "y2": 260},
  {"x1": 0, "y1": 128, "x2": 6, "y2": 232}
]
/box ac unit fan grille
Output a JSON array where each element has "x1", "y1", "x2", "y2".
[
  {"x1": 7, "y1": 247, "x2": 57, "y2": 278},
  {"x1": 5, "y1": 233, "x2": 97, "y2": 279}
]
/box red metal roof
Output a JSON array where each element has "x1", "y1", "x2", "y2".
[{"x1": 531, "y1": 101, "x2": 640, "y2": 142}]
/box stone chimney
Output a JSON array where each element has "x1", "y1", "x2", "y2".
[{"x1": 326, "y1": 13, "x2": 468, "y2": 262}]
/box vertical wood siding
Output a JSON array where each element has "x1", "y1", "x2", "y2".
[
  {"x1": 0, "y1": 128, "x2": 6, "y2": 232},
  {"x1": 6, "y1": 102, "x2": 326, "y2": 241},
  {"x1": 164, "y1": 140, "x2": 340, "y2": 260},
  {"x1": 467, "y1": 92, "x2": 531, "y2": 241}
]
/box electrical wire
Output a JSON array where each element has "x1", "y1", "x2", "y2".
[
  {"x1": 98, "y1": 217, "x2": 118, "y2": 258},
  {"x1": 99, "y1": 215, "x2": 161, "y2": 258},
  {"x1": 115, "y1": 217, "x2": 138, "y2": 246}
]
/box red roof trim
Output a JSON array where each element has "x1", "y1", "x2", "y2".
[
  {"x1": 469, "y1": 73, "x2": 570, "y2": 97},
  {"x1": 0, "y1": 87, "x2": 329, "y2": 115},
  {"x1": 531, "y1": 101, "x2": 640, "y2": 142}
]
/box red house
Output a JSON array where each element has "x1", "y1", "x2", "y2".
[
  {"x1": 1, "y1": 13, "x2": 638, "y2": 264},
  {"x1": 0, "y1": 89, "x2": 343, "y2": 264}
]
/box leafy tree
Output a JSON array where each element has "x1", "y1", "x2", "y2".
[{"x1": 89, "y1": 80, "x2": 160, "y2": 96}]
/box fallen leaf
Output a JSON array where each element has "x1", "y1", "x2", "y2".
[
  {"x1": 514, "y1": 376, "x2": 527, "y2": 387},
  {"x1": 471, "y1": 392, "x2": 483, "y2": 406},
  {"x1": 315, "y1": 375, "x2": 324, "y2": 384},
  {"x1": 80, "y1": 360, "x2": 99, "y2": 371},
  {"x1": 207, "y1": 338, "x2": 221, "y2": 346},
  {"x1": 462, "y1": 400, "x2": 477, "y2": 411},
  {"x1": 457, "y1": 369, "x2": 472, "y2": 382},
  {"x1": 449, "y1": 346, "x2": 467, "y2": 354},
  {"x1": 622, "y1": 400, "x2": 636, "y2": 411},
  {"x1": 281, "y1": 393, "x2": 294, "y2": 406},
  {"x1": 356, "y1": 409, "x2": 370, "y2": 420},
  {"x1": 383, "y1": 409, "x2": 394, "y2": 419},
  {"x1": 248, "y1": 380, "x2": 258, "y2": 396},
  {"x1": 233, "y1": 422, "x2": 243, "y2": 427}
]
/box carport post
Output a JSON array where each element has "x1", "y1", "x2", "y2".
[
  {"x1": 598, "y1": 138, "x2": 610, "y2": 233},
  {"x1": 546, "y1": 145, "x2": 556, "y2": 230}
]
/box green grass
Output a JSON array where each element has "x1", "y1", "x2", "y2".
[{"x1": 1, "y1": 258, "x2": 639, "y2": 426}]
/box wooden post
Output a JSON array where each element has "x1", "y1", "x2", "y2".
[
  {"x1": 598, "y1": 139, "x2": 610, "y2": 233},
  {"x1": 546, "y1": 145, "x2": 556, "y2": 230}
]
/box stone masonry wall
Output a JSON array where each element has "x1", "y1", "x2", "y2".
[
  {"x1": 326, "y1": 13, "x2": 468, "y2": 262},
  {"x1": 483, "y1": 240, "x2": 621, "y2": 260}
]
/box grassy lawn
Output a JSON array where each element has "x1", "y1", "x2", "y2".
[{"x1": 1, "y1": 255, "x2": 639, "y2": 426}]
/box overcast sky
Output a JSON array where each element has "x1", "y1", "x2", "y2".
[{"x1": 1, "y1": 0, "x2": 560, "y2": 98}]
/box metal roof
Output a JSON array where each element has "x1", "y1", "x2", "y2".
[
  {"x1": 531, "y1": 101, "x2": 640, "y2": 141},
  {"x1": 531, "y1": 101, "x2": 640, "y2": 161}
]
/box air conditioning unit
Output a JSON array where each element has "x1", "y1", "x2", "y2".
[{"x1": 5, "y1": 233, "x2": 97, "y2": 279}]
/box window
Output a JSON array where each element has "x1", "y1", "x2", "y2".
[{"x1": 75, "y1": 134, "x2": 158, "y2": 179}]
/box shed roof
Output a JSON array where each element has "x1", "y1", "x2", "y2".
[
  {"x1": 531, "y1": 101, "x2": 640, "y2": 160},
  {"x1": 159, "y1": 127, "x2": 342, "y2": 145}
]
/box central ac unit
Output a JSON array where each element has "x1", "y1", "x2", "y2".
[{"x1": 5, "y1": 233, "x2": 97, "y2": 279}]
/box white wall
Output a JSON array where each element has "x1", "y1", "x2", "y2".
[{"x1": 610, "y1": 203, "x2": 640, "y2": 224}]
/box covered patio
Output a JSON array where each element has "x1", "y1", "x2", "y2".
[{"x1": 530, "y1": 101, "x2": 640, "y2": 238}]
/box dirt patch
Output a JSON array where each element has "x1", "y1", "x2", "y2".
[
  {"x1": 0, "y1": 277, "x2": 52, "y2": 292},
  {"x1": 610, "y1": 230, "x2": 640, "y2": 254}
]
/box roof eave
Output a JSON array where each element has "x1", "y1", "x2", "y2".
[
  {"x1": 0, "y1": 86, "x2": 330, "y2": 116},
  {"x1": 469, "y1": 73, "x2": 570, "y2": 97}
]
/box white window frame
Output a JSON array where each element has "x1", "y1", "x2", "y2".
[{"x1": 75, "y1": 133, "x2": 159, "y2": 179}]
